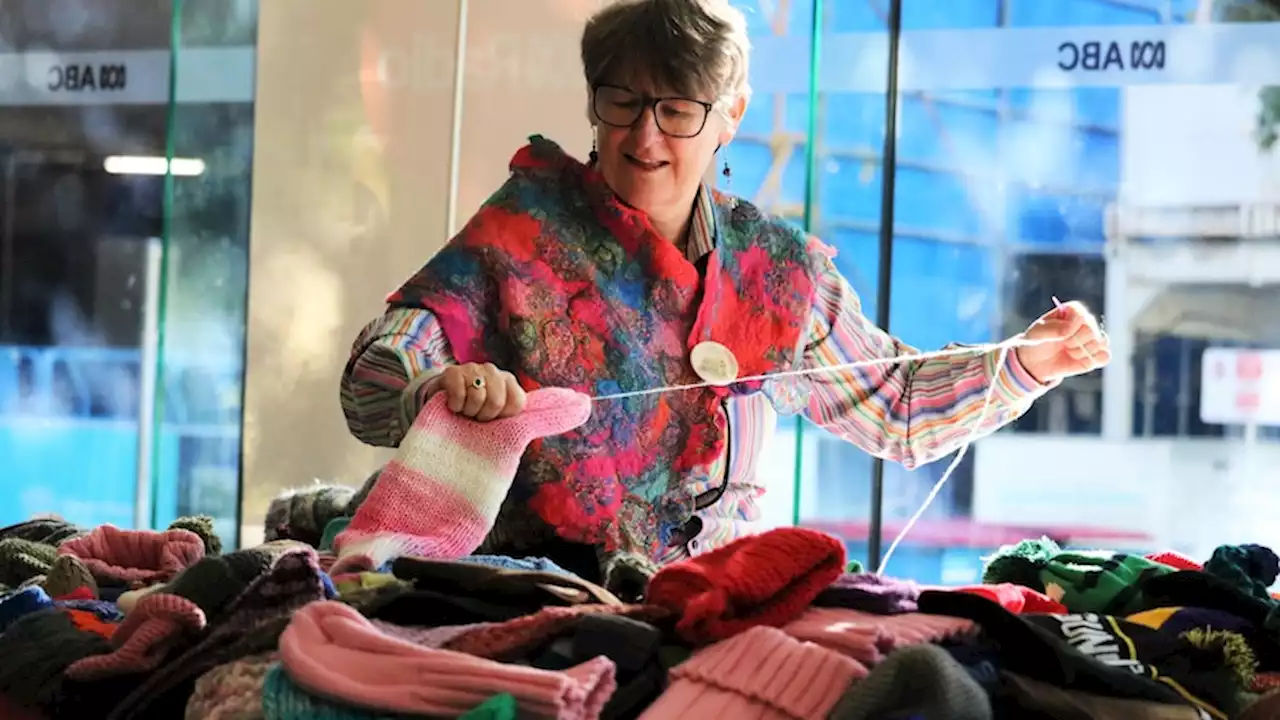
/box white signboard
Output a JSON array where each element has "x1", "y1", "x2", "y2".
[
  {"x1": 0, "y1": 47, "x2": 254, "y2": 106},
  {"x1": 750, "y1": 22, "x2": 1280, "y2": 93},
  {"x1": 1200, "y1": 348, "x2": 1280, "y2": 426}
]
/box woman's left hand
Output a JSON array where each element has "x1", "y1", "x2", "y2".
[{"x1": 1016, "y1": 300, "x2": 1111, "y2": 384}]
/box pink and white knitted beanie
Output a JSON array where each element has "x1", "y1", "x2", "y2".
[{"x1": 333, "y1": 387, "x2": 592, "y2": 568}]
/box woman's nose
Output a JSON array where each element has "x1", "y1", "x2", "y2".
[{"x1": 630, "y1": 106, "x2": 664, "y2": 144}]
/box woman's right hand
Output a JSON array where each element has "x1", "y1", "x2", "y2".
[{"x1": 438, "y1": 363, "x2": 527, "y2": 422}]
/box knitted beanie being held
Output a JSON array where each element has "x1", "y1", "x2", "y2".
[{"x1": 333, "y1": 388, "x2": 592, "y2": 569}]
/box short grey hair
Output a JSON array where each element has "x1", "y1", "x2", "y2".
[{"x1": 581, "y1": 0, "x2": 752, "y2": 107}]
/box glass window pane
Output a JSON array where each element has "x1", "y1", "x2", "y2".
[
  {"x1": 867, "y1": 0, "x2": 1280, "y2": 584},
  {"x1": 0, "y1": 0, "x2": 172, "y2": 530},
  {"x1": 241, "y1": 0, "x2": 464, "y2": 545},
  {"x1": 154, "y1": 0, "x2": 257, "y2": 546},
  {"x1": 779, "y1": 1, "x2": 893, "y2": 568},
  {"x1": 0, "y1": 0, "x2": 252, "y2": 546},
  {"x1": 721, "y1": 0, "x2": 827, "y2": 533}
]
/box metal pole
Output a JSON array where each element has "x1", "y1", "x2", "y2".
[
  {"x1": 793, "y1": 0, "x2": 825, "y2": 528},
  {"x1": 135, "y1": 237, "x2": 164, "y2": 529},
  {"x1": 1, "y1": 156, "x2": 15, "y2": 339},
  {"x1": 445, "y1": 0, "x2": 470, "y2": 237},
  {"x1": 868, "y1": 0, "x2": 903, "y2": 573},
  {"x1": 140, "y1": 0, "x2": 183, "y2": 531}
]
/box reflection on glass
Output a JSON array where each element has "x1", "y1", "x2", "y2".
[
  {"x1": 721, "y1": 0, "x2": 835, "y2": 531},
  {"x1": 0, "y1": 0, "x2": 254, "y2": 547},
  {"x1": 793, "y1": 0, "x2": 1280, "y2": 583},
  {"x1": 154, "y1": 0, "x2": 256, "y2": 546}
]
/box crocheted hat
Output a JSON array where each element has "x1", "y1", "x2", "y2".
[
  {"x1": 265, "y1": 485, "x2": 356, "y2": 547},
  {"x1": 645, "y1": 527, "x2": 845, "y2": 645},
  {"x1": 167, "y1": 515, "x2": 223, "y2": 556},
  {"x1": 333, "y1": 388, "x2": 592, "y2": 568},
  {"x1": 41, "y1": 555, "x2": 97, "y2": 599},
  {"x1": 185, "y1": 651, "x2": 277, "y2": 720},
  {"x1": 0, "y1": 539, "x2": 58, "y2": 588},
  {"x1": 0, "y1": 516, "x2": 85, "y2": 546},
  {"x1": 161, "y1": 543, "x2": 291, "y2": 621}
]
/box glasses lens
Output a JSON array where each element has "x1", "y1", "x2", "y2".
[
  {"x1": 654, "y1": 98, "x2": 709, "y2": 138},
  {"x1": 594, "y1": 86, "x2": 644, "y2": 127}
]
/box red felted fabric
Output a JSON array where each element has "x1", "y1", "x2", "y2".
[
  {"x1": 1145, "y1": 550, "x2": 1203, "y2": 572},
  {"x1": 646, "y1": 527, "x2": 845, "y2": 644},
  {"x1": 948, "y1": 583, "x2": 1067, "y2": 614}
]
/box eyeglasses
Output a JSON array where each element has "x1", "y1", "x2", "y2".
[{"x1": 591, "y1": 84, "x2": 715, "y2": 139}]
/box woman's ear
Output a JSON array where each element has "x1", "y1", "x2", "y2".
[{"x1": 718, "y1": 95, "x2": 748, "y2": 146}]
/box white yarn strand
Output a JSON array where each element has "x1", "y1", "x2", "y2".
[
  {"x1": 876, "y1": 299, "x2": 1106, "y2": 574},
  {"x1": 591, "y1": 336, "x2": 1054, "y2": 402},
  {"x1": 876, "y1": 342, "x2": 1011, "y2": 576},
  {"x1": 585, "y1": 333, "x2": 1066, "y2": 575}
]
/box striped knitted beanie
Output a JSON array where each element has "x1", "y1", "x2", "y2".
[
  {"x1": 265, "y1": 485, "x2": 356, "y2": 548},
  {"x1": 333, "y1": 388, "x2": 591, "y2": 568}
]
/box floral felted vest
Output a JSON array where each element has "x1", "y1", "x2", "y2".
[{"x1": 389, "y1": 135, "x2": 818, "y2": 560}]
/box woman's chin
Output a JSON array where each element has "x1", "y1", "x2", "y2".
[{"x1": 613, "y1": 186, "x2": 665, "y2": 215}]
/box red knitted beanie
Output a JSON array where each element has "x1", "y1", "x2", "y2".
[{"x1": 646, "y1": 527, "x2": 845, "y2": 644}]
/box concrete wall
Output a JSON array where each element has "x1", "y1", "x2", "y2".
[{"x1": 241, "y1": 0, "x2": 607, "y2": 544}]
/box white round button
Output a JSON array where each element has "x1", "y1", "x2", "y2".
[{"x1": 690, "y1": 341, "x2": 739, "y2": 386}]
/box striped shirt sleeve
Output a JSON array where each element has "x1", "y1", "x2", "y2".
[
  {"x1": 340, "y1": 307, "x2": 455, "y2": 447},
  {"x1": 782, "y1": 253, "x2": 1054, "y2": 470}
]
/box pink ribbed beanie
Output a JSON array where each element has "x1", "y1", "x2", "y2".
[
  {"x1": 639, "y1": 625, "x2": 860, "y2": 720},
  {"x1": 66, "y1": 592, "x2": 207, "y2": 680},
  {"x1": 334, "y1": 388, "x2": 591, "y2": 567},
  {"x1": 58, "y1": 525, "x2": 205, "y2": 585},
  {"x1": 782, "y1": 607, "x2": 977, "y2": 667}
]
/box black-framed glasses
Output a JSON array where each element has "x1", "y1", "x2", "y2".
[{"x1": 591, "y1": 84, "x2": 715, "y2": 139}]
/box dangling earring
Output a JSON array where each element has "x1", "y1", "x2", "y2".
[
  {"x1": 589, "y1": 135, "x2": 599, "y2": 165},
  {"x1": 722, "y1": 157, "x2": 732, "y2": 187}
]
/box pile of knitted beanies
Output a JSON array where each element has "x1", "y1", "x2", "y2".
[{"x1": 5, "y1": 487, "x2": 1280, "y2": 719}]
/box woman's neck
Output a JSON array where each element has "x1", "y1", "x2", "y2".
[{"x1": 650, "y1": 210, "x2": 693, "y2": 251}]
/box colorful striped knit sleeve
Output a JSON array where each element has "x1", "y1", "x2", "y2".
[
  {"x1": 784, "y1": 254, "x2": 1054, "y2": 470},
  {"x1": 340, "y1": 307, "x2": 456, "y2": 447}
]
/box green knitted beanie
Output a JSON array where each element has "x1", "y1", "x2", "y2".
[
  {"x1": 169, "y1": 515, "x2": 223, "y2": 556},
  {"x1": 0, "y1": 539, "x2": 58, "y2": 588}
]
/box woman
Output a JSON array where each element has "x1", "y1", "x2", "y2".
[{"x1": 339, "y1": 0, "x2": 1109, "y2": 588}]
